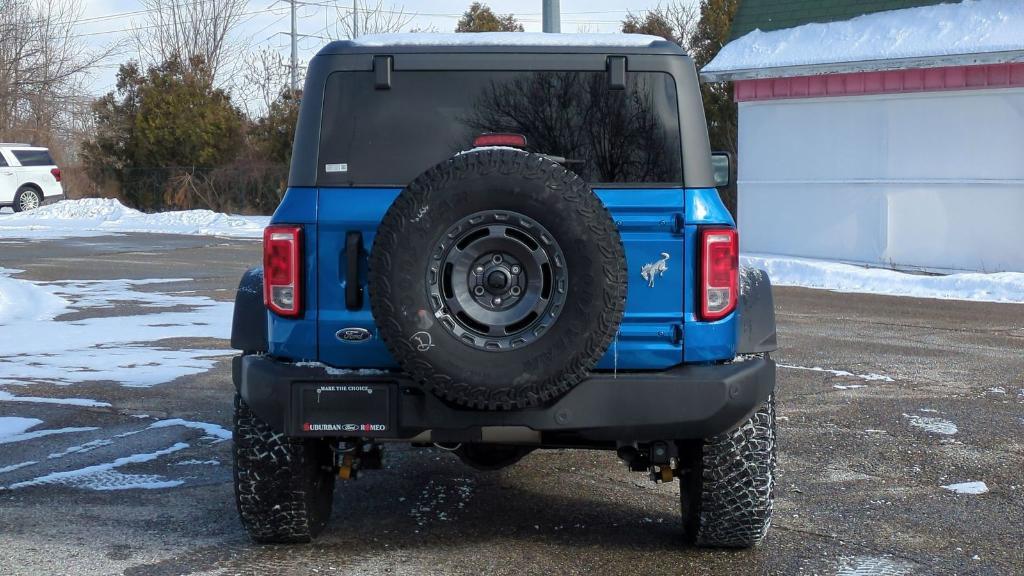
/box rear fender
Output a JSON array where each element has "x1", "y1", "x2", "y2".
[
  {"x1": 737, "y1": 267, "x2": 778, "y2": 354},
  {"x1": 231, "y1": 267, "x2": 268, "y2": 354}
]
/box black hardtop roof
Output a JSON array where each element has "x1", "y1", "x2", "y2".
[{"x1": 316, "y1": 32, "x2": 687, "y2": 57}]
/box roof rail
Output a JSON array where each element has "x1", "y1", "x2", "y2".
[{"x1": 0, "y1": 142, "x2": 33, "y2": 147}]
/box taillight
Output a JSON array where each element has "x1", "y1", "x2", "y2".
[
  {"x1": 473, "y1": 133, "x2": 528, "y2": 148},
  {"x1": 50, "y1": 167, "x2": 61, "y2": 182},
  {"x1": 263, "y1": 225, "x2": 302, "y2": 317},
  {"x1": 700, "y1": 227, "x2": 738, "y2": 321}
]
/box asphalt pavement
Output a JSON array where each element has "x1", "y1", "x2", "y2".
[{"x1": 0, "y1": 234, "x2": 1021, "y2": 575}]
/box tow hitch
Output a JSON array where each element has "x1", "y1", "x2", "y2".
[
  {"x1": 335, "y1": 440, "x2": 383, "y2": 480},
  {"x1": 617, "y1": 441, "x2": 678, "y2": 484}
]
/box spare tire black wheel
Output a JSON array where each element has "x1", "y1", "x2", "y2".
[{"x1": 369, "y1": 148, "x2": 627, "y2": 410}]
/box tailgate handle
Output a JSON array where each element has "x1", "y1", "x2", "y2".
[{"x1": 345, "y1": 231, "x2": 364, "y2": 310}]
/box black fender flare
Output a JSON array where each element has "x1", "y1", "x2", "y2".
[
  {"x1": 231, "y1": 267, "x2": 268, "y2": 354},
  {"x1": 737, "y1": 267, "x2": 778, "y2": 354}
]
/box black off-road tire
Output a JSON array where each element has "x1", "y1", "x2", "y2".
[
  {"x1": 369, "y1": 148, "x2": 627, "y2": 410},
  {"x1": 679, "y1": 391, "x2": 776, "y2": 548},
  {"x1": 233, "y1": 394, "x2": 336, "y2": 543}
]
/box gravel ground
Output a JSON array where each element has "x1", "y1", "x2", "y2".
[{"x1": 0, "y1": 234, "x2": 1021, "y2": 576}]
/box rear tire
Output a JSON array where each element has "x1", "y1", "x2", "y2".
[
  {"x1": 233, "y1": 394, "x2": 336, "y2": 543},
  {"x1": 12, "y1": 186, "x2": 41, "y2": 212},
  {"x1": 679, "y1": 390, "x2": 776, "y2": 548}
]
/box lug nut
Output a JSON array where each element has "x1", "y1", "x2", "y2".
[
  {"x1": 493, "y1": 297, "x2": 502, "y2": 305},
  {"x1": 492, "y1": 254, "x2": 503, "y2": 264},
  {"x1": 474, "y1": 286, "x2": 485, "y2": 296},
  {"x1": 475, "y1": 266, "x2": 484, "y2": 274},
  {"x1": 510, "y1": 286, "x2": 521, "y2": 296}
]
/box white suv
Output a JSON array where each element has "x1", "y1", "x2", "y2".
[{"x1": 0, "y1": 144, "x2": 64, "y2": 212}]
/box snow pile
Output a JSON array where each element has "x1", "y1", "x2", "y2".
[
  {"x1": 0, "y1": 269, "x2": 67, "y2": 325},
  {"x1": 743, "y1": 254, "x2": 1024, "y2": 303},
  {"x1": 704, "y1": 0, "x2": 1024, "y2": 73},
  {"x1": 352, "y1": 32, "x2": 666, "y2": 48},
  {"x1": 0, "y1": 198, "x2": 268, "y2": 240}
]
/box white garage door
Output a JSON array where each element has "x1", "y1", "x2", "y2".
[{"x1": 738, "y1": 87, "x2": 1024, "y2": 273}]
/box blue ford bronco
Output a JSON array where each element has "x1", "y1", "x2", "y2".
[{"x1": 230, "y1": 33, "x2": 778, "y2": 548}]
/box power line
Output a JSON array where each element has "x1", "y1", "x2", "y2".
[{"x1": 68, "y1": 4, "x2": 291, "y2": 40}]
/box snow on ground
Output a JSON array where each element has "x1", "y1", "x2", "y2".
[
  {"x1": 7, "y1": 442, "x2": 189, "y2": 491},
  {"x1": 0, "y1": 391, "x2": 111, "y2": 407},
  {"x1": 904, "y1": 412, "x2": 958, "y2": 436},
  {"x1": 0, "y1": 270, "x2": 67, "y2": 325},
  {"x1": 0, "y1": 267, "x2": 233, "y2": 388},
  {"x1": 0, "y1": 417, "x2": 44, "y2": 441},
  {"x1": 778, "y1": 364, "x2": 894, "y2": 384},
  {"x1": 837, "y1": 555, "x2": 915, "y2": 576},
  {"x1": 704, "y1": 0, "x2": 1024, "y2": 73},
  {"x1": 0, "y1": 198, "x2": 268, "y2": 240},
  {"x1": 0, "y1": 461, "x2": 37, "y2": 474},
  {"x1": 743, "y1": 254, "x2": 1024, "y2": 304},
  {"x1": 942, "y1": 481, "x2": 989, "y2": 495},
  {"x1": 0, "y1": 417, "x2": 97, "y2": 445},
  {"x1": 148, "y1": 418, "x2": 231, "y2": 442}
]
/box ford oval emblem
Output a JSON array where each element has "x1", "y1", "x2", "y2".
[{"x1": 336, "y1": 327, "x2": 372, "y2": 343}]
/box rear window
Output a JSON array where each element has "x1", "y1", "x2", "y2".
[
  {"x1": 319, "y1": 70, "x2": 682, "y2": 187},
  {"x1": 11, "y1": 149, "x2": 55, "y2": 167}
]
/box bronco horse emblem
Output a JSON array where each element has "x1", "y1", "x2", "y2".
[{"x1": 640, "y1": 252, "x2": 670, "y2": 288}]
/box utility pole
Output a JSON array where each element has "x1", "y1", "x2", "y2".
[
  {"x1": 352, "y1": 0, "x2": 360, "y2": 38},
  {"x1": 542, "y1": 0, "x2": 560, "y2": 33},
  {"x1": 290, "y1": 0, "x2": 298, "y2": 92}
]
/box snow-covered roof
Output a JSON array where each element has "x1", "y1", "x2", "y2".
[
  {"x1": 702, "y1": 0, "x2": 1024, "y2": 81},
  {"x1": 350, "y1": 32, "x2": 668, "y2": 48}
]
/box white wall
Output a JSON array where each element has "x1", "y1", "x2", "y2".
[{"x1": 738, "y1": 87, "x2": 1024, "y2": 273}]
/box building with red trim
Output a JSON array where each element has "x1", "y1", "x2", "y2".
[{"x1": 702, "y1": 0, "x2": 1024, "y2": 273}]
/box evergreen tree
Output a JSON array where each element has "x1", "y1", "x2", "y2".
[
  {"x1": 456, "y1": 2, "x2": 524, "y2": 32},
  {"x1": 692, "y1": 0, "x2": 740, "y2": 155},
  {"x1": 622, "y1": 10, "x2": 678, "y2": 45},
  {"x1": 692, "y1": 0, "x2": 740, "y2": 214},
  {"x1": 82, "y1": 56, "x2": 245, "y2": 210}
]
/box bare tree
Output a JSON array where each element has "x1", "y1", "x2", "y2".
[
  {"x1": 131, "y1": 0, "x2": 247, "y2": 85},
  {"x1": 623, "y1": 2, "x2": 699, "y2": 51},
  {"x1": 0, "y1": 0, "x2": 112, "y2": 159},
  {"x1": 665, "y1": 1, "x2": 700, "y2": 51},
  {"x1": 238, "y1": 48, "x2": 296, "y2": 119},
  {"x1": 331, "y1": 1, "x2": 417, "y2": 39}
]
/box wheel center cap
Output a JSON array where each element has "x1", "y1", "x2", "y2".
[{"x1": 486, "y1": 270, "x2": 508, "y2": 291}]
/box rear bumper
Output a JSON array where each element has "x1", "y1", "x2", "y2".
[{"x1": 234, "y1": 355, "x2": 775, "y2": 444}]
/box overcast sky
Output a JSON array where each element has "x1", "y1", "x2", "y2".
[{"x1": 77, "y1": 1, "x2": 694, "y2": 98}]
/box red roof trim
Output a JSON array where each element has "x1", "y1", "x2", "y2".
[{"x1": 735, "y1": 63, "x2": 1024, "y2": 102}]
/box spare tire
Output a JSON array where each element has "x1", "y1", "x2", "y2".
[{"x1": 369, "y1": 148, "x2": 627, "y2": 410}]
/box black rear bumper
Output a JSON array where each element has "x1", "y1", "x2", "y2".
[{"x1": 234, "y1": 355, "x2": 775, "y2": 444}]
